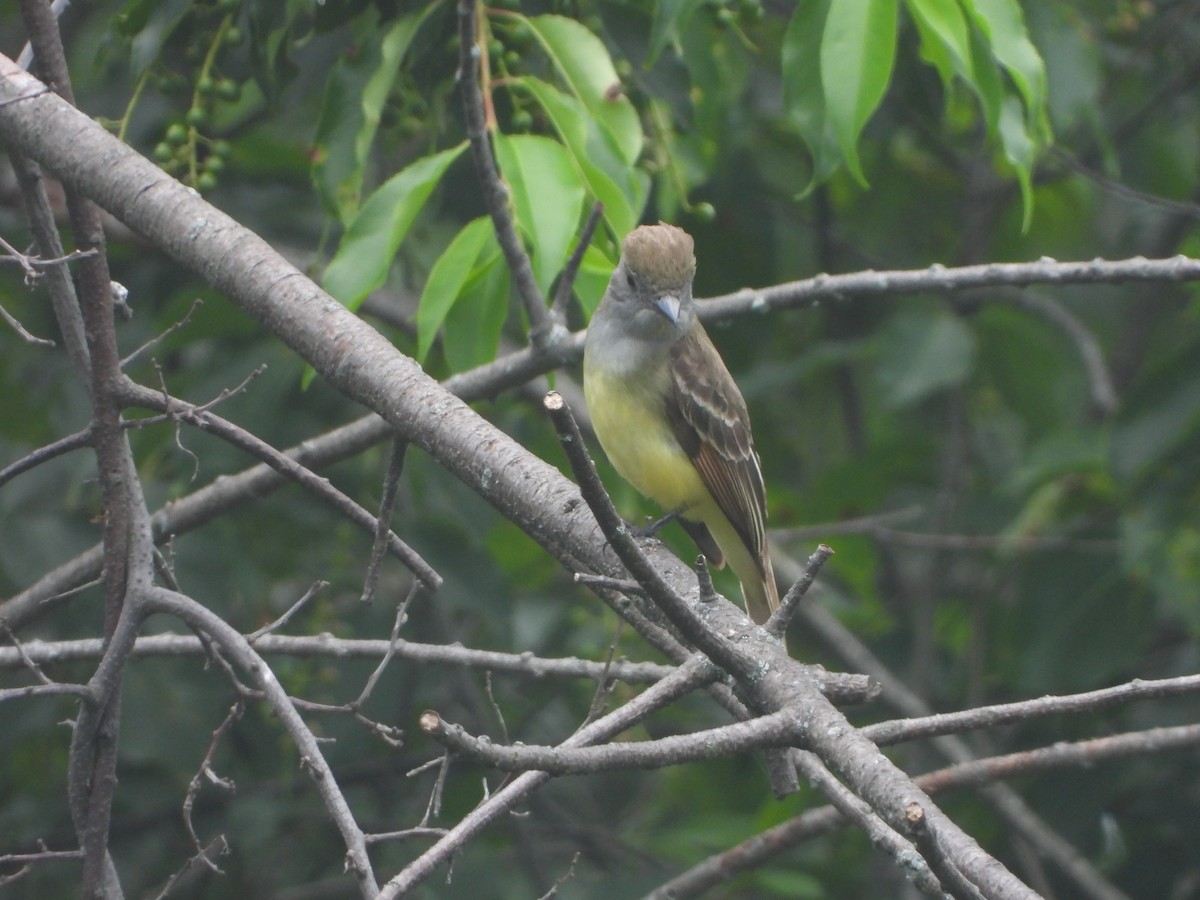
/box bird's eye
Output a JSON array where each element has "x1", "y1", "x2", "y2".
[{"x1": 624, "y1": 271, "x2": 637, "y2": 290}]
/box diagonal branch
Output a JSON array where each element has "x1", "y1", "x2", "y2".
[
  {"x1": 380, "y1": 655, "x2": 719, "y2": 898},
  {"x1": 119, "y1": 378, "x2": 441, "y2": 592},
  {"x1": 139, "y1": 586, "x2": 378, "y2": 898}
]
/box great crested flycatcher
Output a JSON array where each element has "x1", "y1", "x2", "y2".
[{"x1": 583, "y1": 223, "x2": 780, "y2": 624}]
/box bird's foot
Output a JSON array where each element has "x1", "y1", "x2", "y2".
[{"x1": 627, "y1": 510, "x2": 680, "y2": 539}]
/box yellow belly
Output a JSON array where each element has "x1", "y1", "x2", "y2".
[
  {"x1": 584, "y1": 357, "x2": 777, "y2": 622},
  {"x1": 583, "y1": 365, "x2": 707, "y2": 514}
]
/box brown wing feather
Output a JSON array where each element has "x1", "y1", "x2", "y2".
[{"x1": 664, "y1": 323, "x2": 768, "y2": 566}]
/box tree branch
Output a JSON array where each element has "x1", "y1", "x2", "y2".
[
  {"x1": 380, "y1": 655, "x2": 719, "y2": 897},
  {"x1": 420, "y1": 706, "x2": 800, "y2": 773},
  {"x1": 138, "y1": 586, "x2": 378, "y2": 898},
  {"x1": 456, "y1": 0, "x2": 563, "y2": 351}
]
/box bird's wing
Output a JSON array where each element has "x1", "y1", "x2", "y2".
[{"x1": 665, "y1": 323, "x2": 768, "y2": 567}]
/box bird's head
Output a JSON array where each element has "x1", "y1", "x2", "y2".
[{"x1": 607, "y1": 223, "x2": 697, "y2": 332}]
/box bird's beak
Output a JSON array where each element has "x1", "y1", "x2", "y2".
[{"x1": 653, "y1": 294, "x2": 681, "y2": 324}]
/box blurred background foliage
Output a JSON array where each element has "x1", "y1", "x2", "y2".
[{"x1": 2, "y1": 0, "x2": 1199, "y2": 897}]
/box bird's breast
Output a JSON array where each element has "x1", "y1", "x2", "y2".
[{"x1": 583, "y1": 361, "x2": 706, "y2": 513}]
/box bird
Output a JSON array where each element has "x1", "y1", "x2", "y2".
[{"x1": 583, "y1": 223, "x2": 779, "y2": 625}]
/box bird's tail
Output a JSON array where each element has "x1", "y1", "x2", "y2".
[{"x1": 741, "y1": 544, "x2": 780, "y2": 627}]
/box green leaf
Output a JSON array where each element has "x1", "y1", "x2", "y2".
[
  {"x1": 967, "y1": 0, "x2": 1049, "y2": 139},
  {"x1": 820, "y1": 0, "x2": 899, "y2": 187},
  {"x1": 443, "y1": 249, "x2": 510, "y2": 373},
  {"x1": 518, "y1": 77, "x2": 644, "y2": 238},
  {"x1": 417, "y1": 217, "x2": 497, "y2": 364},
  {"x1": 649, "y1": 0, "x2": 708, "y2": 62},
  {"x1": 523, "y1": 14, "x2": 643, "y2": 167},
  {"x1": 127, "y1": 0, "x2": 192, "y2": 77},
  {"x1": 966, "y1": 19, "x2": 1004, "y2": 133},
  {"x1": 997, "y1": 93, "x2": 1035, "y2": 231},
  {"x1": 322, "y1": 142, "x2": 467, "y2": 311},
  {"x1": 494, "y1": 134, "x2": 587, "y2": 295},
  {"x1": 311, "y1": 8, "x2": 436, "y2": 222},
  {"x1": 874, "y1": 307, "x2": 976, "y2": 409},
  {"x1": 782, "y1": 0, "x2": 843, "y2": 194},
  {"x1": 573, "y1": 244, "x2": 619, "y2": 317},
  {"x1": 904, "y1": 0, "x2": 972, "y2": 86}
]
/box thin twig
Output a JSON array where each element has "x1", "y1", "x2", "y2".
[
  {"x1": 0, "y1": 299, "x2": 55, "y2": 345},
  {"x1": 361, "y1": 436, "x2": 408, "y2": 604},
  {"x1": 120, "y1": 298, "x2": 204, "y2": 370},
  {"x1": 537, "y1": 850, "x2": 582, "y2": 900},
  {"x1": 1000, "y1": 288, "x2": 1118, "y2": 416},
  {"x1": 381, "y1": 656, "x2": 719, "y2": 898},
  {"x1": 120, "y1": 378, "x2": 442, "y2": 591},
  {"x1": 140, "y1": 585, "x2": 379, "y2": 897},
  {"x1": 583, "y1": 618, "x2": 623, "y2": 724},
  {"x1": 764, "y1": 543, "x2": 833, "y2": 640},
  {"x1": 572, "y1": 572, "x2": 646, "y2": 594},
  {"x1": 246, "y1": 581, "x2": 329, "y2": 642},
  {"x1": 351, "y1": 581, "x2": 422, "y2": 710},
  {"x1": 551, "y1": 201, "x2": 604, "y2": 321},
  {"x1": 181, "y1": 703, "x2": 242, "y2": 875},
  {"x1": 364, "y1": 827, "x2": 449, "y2": 845}
]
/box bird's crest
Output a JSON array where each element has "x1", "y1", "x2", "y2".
[{"x1": 622, "y1": 223, "x2": 696, "y2": 291}]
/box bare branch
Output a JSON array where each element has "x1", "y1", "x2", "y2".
[
  {"x1": 6, "y1": 150, "x2": 91, "y2": 383},
  {"x1": 572, "y1": 572, "x2": 645, "y2": 595},
  {"x1": 457, "y1": 0, "x2": 562, "y2": 351},
  {"x1": 863, "y1": 673, "x2": 1200, "y2": 747},
  {"x1": 350, "y1": 581, "x2": 422, "y2": 711},
  {"x1": 148, "y1": 835, "x2": 229, "y2": 900},
  {"x1": 702, "y1": 254, "x2": 1200, "y2": 321},
  {"x1": 997, "y1": 289, "x2": 1118, "y2": 416},
  {"x1": 765, "y1": 543, "x2": 833, "y2": 640},
  {"x1": 551, "y1": 201, "x2": 604, "y2": 321},
  {"x1": 789, "y1": 751, "x2": 945, "y2": 898},
  {"x1": 245, "y1": 581, "x2": 329, "y2": 643},
  {"x1": 650, "y1": 719, "x2": 1197, "y2": 900},
  {"x1": 902, "y1": 801, "x2": 987, "y2": 900},
  {"x1": 181, "y1": 703, "x2": 242, "y2": 876},
  {"x1": 360, "y1": 436, "x2": 408, "y2": 604},
  {"x1": 139, "y1": 585, "x2": 378, "y2": 898},
  {"x1": 0, "y1": 297, "x2": 55, "y2": 345},
  {"x1": 119, "y1": 378, "x2": 442, "y2": 592},
  {"x1": 381, "y1": 656, "x2": 719, "y2": 897},
  {"x1": 919, "y1": 723, "x2": 1200, "y2": 793},
  {"x1": 776, "y1": 551, "x2": 1130, "y2": 900},
  {"x1": 0, "y1": 632, "x2": 674, "y2": 684},
  {"x1": 120, "y1": 297, "x2": 204, "y2": 370},
  {"x1": 419, "y1": 706, "x2": 800, "y2": 774},
  {"x1": 0, "y1": 843, "x2": 84, "y2": 888}
]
